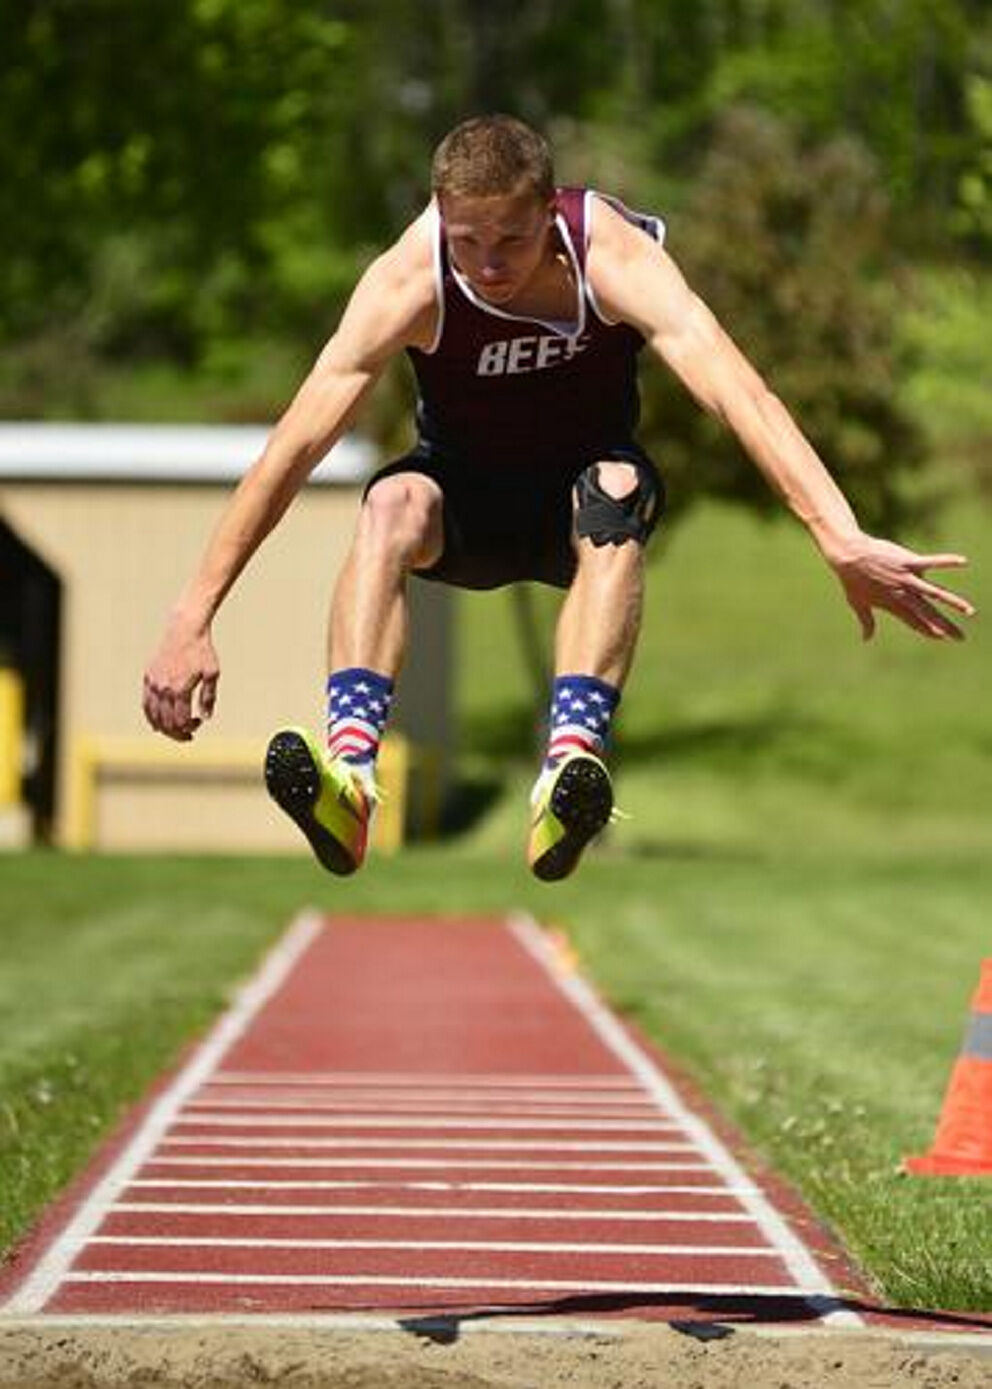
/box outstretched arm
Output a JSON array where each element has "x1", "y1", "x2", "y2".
[
  {"x1": 587, "y1": 199, "x2": 975, "y2": 641},
  {"x1": 143, "y1": 216, "x2": 438, "y2": 740}
]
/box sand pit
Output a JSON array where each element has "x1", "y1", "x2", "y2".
[{"x1": 1, "y1": 1320, "x2": 991, "y2": 1389}]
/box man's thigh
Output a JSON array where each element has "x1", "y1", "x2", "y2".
[
  {"x1": 367, "y1": 450, "x2": 574, "y2": 590},
  {"x1": 366, "y1": 443, "x2": 663, "y2": 590}
]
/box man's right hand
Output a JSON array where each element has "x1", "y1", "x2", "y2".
[{"x1": 142, "y1": 616, "x2": 220, "y2": 742}]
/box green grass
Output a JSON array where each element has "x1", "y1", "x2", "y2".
[
  {"x1": 0, "y1": 855, "x2": 299, "y2": 1260},
  {"x1": 1, "y1": 846, "x2": 990, "y2": 1310},
  {"x1": 1, "y1": 495, "x2": 990, "y2": 1311},
  {"x1": 453, "y1": 491, "x2": 992, "y2": 1310},
  {"x1": 460, "y1": 492, "x2": 991, "y2": 843}
]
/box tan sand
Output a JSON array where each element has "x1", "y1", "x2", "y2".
[{"x1": 1, "y1": 1319, "x2": 990, "y2": 1389}]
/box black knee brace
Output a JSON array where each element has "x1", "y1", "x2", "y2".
[{"x1": 574, "y1": 461, "x2": 663, "y2": 548}]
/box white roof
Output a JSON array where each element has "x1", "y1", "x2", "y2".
[{"x1": 0, "y1": 423, "x2": 375, "y2": 484}]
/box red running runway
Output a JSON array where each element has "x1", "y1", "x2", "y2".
[{"x1": 2, "y1": 913, "x2": 863, "y2": 1327}]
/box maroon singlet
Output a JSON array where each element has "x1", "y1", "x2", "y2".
[{"x1": 407, "y1": 187, "x2": 665, "y2": 471}]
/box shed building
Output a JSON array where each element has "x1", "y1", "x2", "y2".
[{"x1": 0, "y1": 424, "x2": 451, "y2": 854}]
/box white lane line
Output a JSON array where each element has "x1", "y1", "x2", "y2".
[
  {"x1": 110, "y1": 1201, "x2": 758, "y2": 1223},
  {"x1": 125, "y1": 1177, "x2": 755, "y2": 1200},
  {"x1": 0, "y1": 1312, "x2": 623, "y2": 1338},
  {"x1": 61, "y1": 1271, "x2": 813, "y2": 1296},
  {"x1": 0, "y1": 1313, "x2": 620, "y2": 1338},
  {"x1": 188, "y1": 1105, "x2": 663, "y2": 1121},
  {"x1": 86, "y1": 1236, "x2": 776, "y2": 1256},
  {"x1": 508, "y1": 914, "x2": 863, "y2": 1329},
  {"x1": 213, "y1": 1072, "x2": 641, "y2": 1089},
  {"x1": 193, "y1": 1093, "x2": 660, "y2": 1112},
  {"x1": 172, "y1": 1113, "x2": 676, "y2": 1133},
  {"x1": 2, "y1": 910, "x2": 325, "y2": 1317},
  {"x1": 146, "y1": 1155, "x2": 713, "y2": 1171},
  {"x1": 160, "y1": 1137, "x2": 698, "y2": 1152},
  {"x1": 195, "y1": 1085, "x2": 659, "y2": 1103}
]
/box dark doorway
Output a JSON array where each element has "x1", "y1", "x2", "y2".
[{"x1": 0, "y1": 517, "x2": 62, "y2": 842}]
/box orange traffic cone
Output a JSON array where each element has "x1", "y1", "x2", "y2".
[{"x1": 906, "y1": 959, "x2": 992, "y2": 1176}]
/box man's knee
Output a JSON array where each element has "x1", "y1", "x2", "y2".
[
  {"x1": 596, "y1": 460, "x2": 639, "y2": 499},
  {"x1": 573, "y1": 459, "x2": 662, "y2": 549},
  {"x1": 360, "y1": 473, "x2": 443, "y2": 567}
]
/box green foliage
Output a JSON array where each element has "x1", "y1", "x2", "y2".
[
  {"x1": 636, "y1": 108, "x2": 929, "y2": 533},
  {"x1": 900, "y1": 264, "x2": 992, "y2": 498},
  {"x1": 1, "y1": 1, "x2": 359, "y2": 350},
  {"x1": 2, "y1": 0, "x2": 989, "y2": 492},
  {"x1": 692, "y1": 1, "x2": 981, "y2": 232},
  {"x1": 953, "y1": 73, "x2": 992, "y2": 249}
]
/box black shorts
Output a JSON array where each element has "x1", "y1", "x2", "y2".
[{"x1": 363, "y1": 441, "x2": 664, "y2": 590}]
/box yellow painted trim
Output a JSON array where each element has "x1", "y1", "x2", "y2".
[
  {"x1": 0, "y1": 668, "x2": 25, "y2": 807},
  {"x1": 375, "y1": 734, "x2": 408, "y2": 856},
  {"x1": 65, "y1": 735, "x2": 96, "y2": 851},
  {"x1": 63, "y1": 732, "x2": 441, "y2": 854}
]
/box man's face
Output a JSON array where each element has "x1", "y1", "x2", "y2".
[{"x1": 440, "y1": 187, "x2": 555, "y2": 305}]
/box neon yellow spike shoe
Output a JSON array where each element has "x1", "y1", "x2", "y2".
[
  {"x1": 264, "y1": 727, "x2": 372, "y2": 875},
  {"x1": 527, "y1": 751, "x2": 614, "y2": 882}
]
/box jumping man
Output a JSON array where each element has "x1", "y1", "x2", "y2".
[{"x1": 142, "y1": 115, "x2": 974, "y2": 880}]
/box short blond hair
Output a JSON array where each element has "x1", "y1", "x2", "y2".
[{"x1": 431, "y1": 115, "x2": 555, "y2": 202}]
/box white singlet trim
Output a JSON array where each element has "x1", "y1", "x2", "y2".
[
  {"x1": 422, "y1": 201, "x2": 446, "y2": 356},
  {"x1": 585, "y1": 189, "x2": 667, "y2": 327}
]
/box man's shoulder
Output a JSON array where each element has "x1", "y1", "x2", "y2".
[
  {"x1": 587, "y1": 191, "x2": 665, "y2": 251},
  {"x1": 354, "y1": 207, "x2": 438, "y2": 349},
  {"x1": 584, "y1": 192, "x2": 677, "y2": 335},
  {"x1": 370, "y1": 206, "x2": 436, "y2": 289}
]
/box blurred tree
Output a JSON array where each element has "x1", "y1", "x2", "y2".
[
  {"x1": 1, "y1": 0, "x2": 985, "y2": 421},
  {"x1": 686, "y1": 0, "x2": 988, "y2": 248},
  {"x1": 0, "y1": 1, "x2": 951, "y2": 712},
  {"x1": 0, "y1": 0, "x2": 360, "y2": 352},
  {"x1": 634, "y1": 107, "x2": 928, "y2": 535},
  {"x1": 952, "y1": 72, "x2": 992, "y2": 251}
]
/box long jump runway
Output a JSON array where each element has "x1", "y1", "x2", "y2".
[{"x1": 2, "y1": 912, "x2": 863, "y2": 1328}]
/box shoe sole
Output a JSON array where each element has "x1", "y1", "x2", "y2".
[
  {"x1": 531, "y1": 756, "x2": 613, "y2": 882},
  {"x1": 264, "y1": 730, "x2": 359, "y2": 876}
]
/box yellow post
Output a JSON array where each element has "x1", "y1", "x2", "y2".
[
  {"x1": 375, "y1": 734, "x2": 409, "y2": 855},
  {"x1": 0, "y1": 668, "x2": 25, "y2": 807},
  {"x1": 65, "y1": 736, "x2": 98, "y2": 851}
]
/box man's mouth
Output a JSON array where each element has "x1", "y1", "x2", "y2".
[{"x1": 476, "y1": 278, "x2": 514, "y2": 297}]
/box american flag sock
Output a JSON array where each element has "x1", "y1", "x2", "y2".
[
  {"x1": 326, "y1": 667, "x2": 394, "y2": 784},
  {"x1": 543, "y1": 673, "x2": 620, "y2": 772}
]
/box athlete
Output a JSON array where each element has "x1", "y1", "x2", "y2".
[{"x1": 142, "y1": 114, "x2": 974, "y2": 880}]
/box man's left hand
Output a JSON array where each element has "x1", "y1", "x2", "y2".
[{"x1": 828, "y1": 535, "x2": 976, "y2": 641}]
